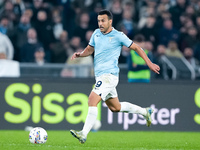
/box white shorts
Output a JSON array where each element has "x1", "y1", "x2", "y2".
[{"x1": 92, "y1": 74, "x2": 119, "y2": 101}]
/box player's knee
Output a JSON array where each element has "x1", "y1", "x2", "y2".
[
  {"x1": 88, "y1": 92, "x2": 101, "y2": 106},
  {"x1": 88, "y1": 99, "x2": 95, "y2": 106},
  {"x1": 109, "y1": 106, "x2": 121, "y2": 112},
  {"x1": 88, "y1": 96, "x2": 98, "y2": 106}
]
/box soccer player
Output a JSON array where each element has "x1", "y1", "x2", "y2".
[{"x1": 70, "y1": 10, "x2": 160, "y2": 144}]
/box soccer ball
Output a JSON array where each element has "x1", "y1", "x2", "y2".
[
  {"x1": 92, "y1": 120, "x2": 102, "y2": 131},
  {"x1": 29, "y1": 127, "x2": 48, "y2": 144}
]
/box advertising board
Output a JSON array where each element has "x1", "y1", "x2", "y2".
[{"x1": 0, "y1": 79, "x2": 199, "y2": 131}]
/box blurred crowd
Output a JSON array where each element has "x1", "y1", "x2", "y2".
[{"x1": 0, "y1": 0, "x2": 200, "y2": 72}]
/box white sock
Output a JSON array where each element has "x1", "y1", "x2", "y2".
[
  {"x1": 82, "y1": 106, "x2": 98, "y2": 137},
  {"x1": 120, "y1": 102, "x2": 146, "y2": 116}
]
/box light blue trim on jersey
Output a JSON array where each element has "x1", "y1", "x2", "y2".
[{"x1": 89, "y1": 28, "x2": 133, "y2": 77}]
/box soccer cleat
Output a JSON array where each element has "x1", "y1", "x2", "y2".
[
  {"x1": 70, "y1": 130, "x2": 87, "y2": 144},
  {"x1": 144, "y1": 107, "x2": 154, "y2": 127}
]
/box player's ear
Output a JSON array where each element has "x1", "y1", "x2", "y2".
[{"x1": 109, "y1": 19, "x2": 112, "y2": 25}]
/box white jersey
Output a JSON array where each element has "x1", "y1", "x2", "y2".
[
  {"x1": 0, "y1": 32, "x2": 14, "y2": 60},
  {"x1": 89, "y1": 28, "x2": 133, "y2": 77}
]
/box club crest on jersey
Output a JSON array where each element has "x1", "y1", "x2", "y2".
[{"x1": 109, "y1": 37, "x2": 114, "y2": 42}]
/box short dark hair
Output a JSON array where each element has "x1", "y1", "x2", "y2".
[{"x1": 98, "y1": 9, "x2": 113, "y2": 20}]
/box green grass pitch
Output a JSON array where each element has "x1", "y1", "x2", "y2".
[{"x1": 0, "y1": 130, "x2": 199, "y2": 150}]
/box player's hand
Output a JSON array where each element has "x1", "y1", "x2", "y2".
[
  {"x1": 71, "y1": 52, "x2": 81, "y2": 60},
  {"x1": 148, "y1": 63, "x2": 160, "y2": 74}
]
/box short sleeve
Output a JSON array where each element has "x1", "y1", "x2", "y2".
[
  {"x1": 119, "y1": 32, "x2": 133, "y2": 48},
  {"x1": 89, "y1": 30, "x2": 96, "y2": 47}
]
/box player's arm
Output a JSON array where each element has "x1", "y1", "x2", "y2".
[
  {"x1": 129, "y1": 42, "x2": 160, "y2": 74},
  {"x1": 71, "y1": 45, "x2": 94, "y2": 60}
]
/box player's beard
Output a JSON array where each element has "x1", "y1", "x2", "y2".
[
  {"x1": 100, "y1": 25, "x2": 110, "y2": 34},
  {"x1": 99, "y1": 26, "x2": 105, "y2": 32}
]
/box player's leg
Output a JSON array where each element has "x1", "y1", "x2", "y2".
[
  {"x1": 105, "y1": 97, "x2": 146, "y2": 115},
  {"x1": 82, "y1": 91, "x2": 101, "y2": 136},
  {"x1": 105, "y1": 97, "x2": 153, "y2": 127},
  {"x1": 70, "y1": 91, "x2": 101, "y2": 144}
]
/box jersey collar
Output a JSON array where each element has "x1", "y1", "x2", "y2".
[{"x1": 101, "y1": 27, "x2": 114, "y2": 35}]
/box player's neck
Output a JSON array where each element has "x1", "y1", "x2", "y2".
[{"x1": 103, "y1": 27, "x2": 113, "y2": 34}]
